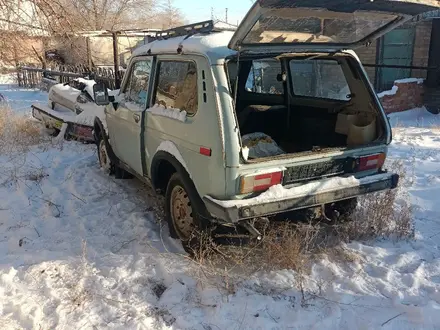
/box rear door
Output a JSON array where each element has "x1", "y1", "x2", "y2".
[{"x1": 228, "y1": 0, "x2": 438, "y2": 53}]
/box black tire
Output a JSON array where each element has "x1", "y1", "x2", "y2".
[
  {"x1": 114, "y1": 165, "x2": 134, "y2": 179},
  {"x1": 165, "y1": 171, "x2": 211, "y2": 253},
  {"x1": 96, "y1": 132, "x2": 115, "y2": 175}
]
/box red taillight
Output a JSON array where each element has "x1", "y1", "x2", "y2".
[
  {"x1": 357, "y1": 153, "x2": 386, "y2": 172},
  {"x1": 199, "y1": 147, "x2": 211, "y2": 157},
  {"x1": 240, "y1": 171, "x2": 283, "y2": 194}
]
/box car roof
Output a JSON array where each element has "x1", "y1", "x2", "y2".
[{"x1": 131, "y1": 31, "x2": 237, "y2": 65}]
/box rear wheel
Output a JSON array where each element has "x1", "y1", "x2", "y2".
[
  {"x1": 165, "y1": 172, "x2": 210, "y2": 253},
  {"x1": 326, "y1": 198, "x2": 358, "y2": 222}
]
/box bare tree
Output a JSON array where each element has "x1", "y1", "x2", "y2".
[
  {"x1": 153, "y1": 0, "x2": 185, "y2": 29},
  {"x1": 0, "y1": 0, "x2": 186, "y2": 68}
]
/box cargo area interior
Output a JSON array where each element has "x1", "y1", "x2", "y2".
[{"x1": 226, "y1": 54, "x2": 386, "y2": 160}]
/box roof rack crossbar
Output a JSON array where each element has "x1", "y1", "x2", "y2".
[{"x1": 155, "y1": 20, "x2": 228, "y2": 40}]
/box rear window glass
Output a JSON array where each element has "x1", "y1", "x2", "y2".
[
  {"x1": 243, "y1": 9, "x2": 398, "y2": 45},
  {"x1": 289, "y1": 60, "x2": 351, "y2": 101},
  {"x1": 153, "y1": 61, "x2": 198, "y2": 115},
  {"x1": 245, "y1": 59, "x2": 283, "y2": 95}
]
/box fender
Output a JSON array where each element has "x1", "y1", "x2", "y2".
[
  {"x1": 150, "y1": 150, "x2": 210, "y2": 221},
  {"x1": 150, "y1": 150, "x2": 192, "y2": 192}
]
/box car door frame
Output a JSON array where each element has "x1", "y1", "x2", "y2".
[
  {"x1": 107, "y1": 55, "x2": 156, "y2": 176},
  {"x1": 139, "y1": 55, "x2": 158, "y2": 177}
]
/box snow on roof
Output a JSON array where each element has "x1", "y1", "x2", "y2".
[{"x1": 131, "y1": 31, "x2": 236, "y2": 64}]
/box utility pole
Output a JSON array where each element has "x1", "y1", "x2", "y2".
[
  {"x1": 225, "y1": 8, "x2": 228, "y2": 23},
  {"x1": 211, "y1": 7, "x2": 214, "y2": 20},
  {"x1": 112, "y1": 31, "x2": 121, "y2": 89}
]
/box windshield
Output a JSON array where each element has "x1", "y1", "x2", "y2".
[{"x1": 243, "y1": 9, "x2": 399, "y2": 45}]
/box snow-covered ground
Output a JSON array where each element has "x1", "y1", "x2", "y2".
[
  {"x1": 0, "y1": 74, "x2": 47, "y2": 115},
  {"x1": 1, "y1": 78, "x2": 440, "y2": 329}
]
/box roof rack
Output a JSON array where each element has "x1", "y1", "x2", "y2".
[{"x1": 155, "y1": 20, "x2": 236, "y2": 40}]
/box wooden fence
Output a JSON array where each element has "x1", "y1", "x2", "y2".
[{"x1": 18, "y1": 65, "x2": 126, "y2": 90}]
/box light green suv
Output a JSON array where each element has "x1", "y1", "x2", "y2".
[{"x1": 92, "y1": 0, "x2": 438, "y2": 248}]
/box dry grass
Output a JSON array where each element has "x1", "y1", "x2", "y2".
[
  {"x1": 0, "y1": 105, "x2": 49, "y2": 153},
  {"x1": 336, "y1": 159, "x2": 413, "y2": 242},
  {"x1": 186, "y1": 159, "x2": 414, "y2": 296}
]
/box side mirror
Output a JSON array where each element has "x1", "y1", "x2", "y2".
[{"x1": 93, "y1": 83, "x2": 109, "y2": 106}]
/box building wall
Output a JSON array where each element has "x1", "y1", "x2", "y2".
[
  {"x1": 0, "y1": 32, "x2": 45, "y2": 68},
  {"x1": 354, "y1": 41, "x2": 378, "y2": 85},
  {"x1": 89, "y1": 36, "x2": 144, "y2": 66},
  {"x1": 48, "y1": 35, "x2": 144, "y2": 67},
  {"x1": 355, "y1": 19, "x2": 433, "y2": 89},
  {"x1": 412, "y1": 20, "x2": 433, "y2": 79}
]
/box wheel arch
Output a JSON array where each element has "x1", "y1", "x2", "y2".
[{"x1": 151, "y1": 150, "x2": 194, "y2": 196}]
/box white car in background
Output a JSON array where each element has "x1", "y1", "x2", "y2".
[
  {"x1": 48, "y1": 78, "x2": 97, "y2": 114},
  {"x1": 32, "y1": 78, "x2": 114, "y2": 142}
]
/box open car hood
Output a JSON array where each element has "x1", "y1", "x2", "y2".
[{"x1": 229, "y1": 0, "x2": 439, "y2": 53}]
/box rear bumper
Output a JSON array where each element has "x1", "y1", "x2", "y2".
[
  {"x1": 31, "y1": 104, "x2": 94, "y2": 142},
  {"x1": 203, "y1": 172, "x2": 399, "y2": 223}
]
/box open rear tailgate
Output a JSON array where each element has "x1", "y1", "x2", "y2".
[{"x1": 229, "y1": 0, "x2": 439, "y2": 53}]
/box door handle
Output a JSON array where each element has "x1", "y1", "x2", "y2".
[{"x1": 133, "y1": 113, "x2": 140, "y2": 123}]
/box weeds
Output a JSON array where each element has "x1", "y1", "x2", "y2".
[
  {"x1": 0, "y1": 105, "x2": 49, "y2": 153},
  {"x1": 184, "y1": 158, "x2": 414, "y2": 300}
]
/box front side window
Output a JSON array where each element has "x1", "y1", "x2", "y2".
[
  {"x1": 153, "y1": 61, "x2": 198, "y2": 115},
  {"x1": 289, "y1": 59, "x2": 351, "y2": 101},
  {"x1": 245, "y1": 59, "x2": 283, "y2": 95},
  {"x1": 123, "y1": 59, "x2": 153, "y2": 108}
]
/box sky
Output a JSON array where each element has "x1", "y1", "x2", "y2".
[{"x1": 173, "y1": 0, "x2": 252, "y2": 26}]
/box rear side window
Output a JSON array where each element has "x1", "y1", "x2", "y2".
[
  {"x1": 289, "y1": 60, "x2": 351, "y2": 101},
  {"x1": 245, "y1": 59, "x2": 283, "y2": 95},
  {"x1": 153, "y1": 61, "x2": 198, "y2": 115}
]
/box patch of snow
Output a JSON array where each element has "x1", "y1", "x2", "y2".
[
  {"x1": 0, "y1": 83, "x2": 48, "y2": 115},
  {"x1": 75, "y1": 77, "x2": 96, "y2": 100},
  {"x1": 242, "y1": 146, "x2": 250, "y2": 161},
  {"x1": 72, "y1": 102, "x2": 106, "y2": 128},
  {"x1": 388, "y1": 106, "x2": 440, "y2": 128},
  {"x1": 132, "y1": 31, "x2": 236, "y2": 64},
  {"x1": 147, "y1": 104, "x2": 187, "y2": 122},
  {"x1": 377, "y1": 85, "x2": 399, "y2": 98},
  {"x1": 2, "y1": 106, "x2": 440, "y2": 329},
  {"x1": 241, "y1": 132, "x2": 285, "y2": 159},
  {"x1": 108, "y1": 89, "x2": 120, "y2": 97},
  {"x1": 124, "y1": 101, "x2": 144, "y2": 112},
  {"x1": 395, "y1": 77, "x2": 424, "y2": 85},
  {"x1": 32, "y1": 101, "x2": 107, "y2": 133},
  {"x1": 207, "y1": 173, "x2": 394, "y2": 208},
  {"x1": 49, "y1": 83, "x2": 81, "y2": 105},
  {"x1": 55, "y1": 123, "x2": 68, "y2": 142},
  {"x1": 155, "y1": 141, "x2": 190, "y2": 177},
  {"x1": 0, "y1": 73, "x2": 15, "y2": 85}
]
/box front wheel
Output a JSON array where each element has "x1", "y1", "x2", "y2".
[{"x1": 97, "y1": 135, "x2": 114, "y2": 175}]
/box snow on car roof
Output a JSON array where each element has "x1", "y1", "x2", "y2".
[{"x1": 131, "y1": 31, "x2": 236, "y2": 64}]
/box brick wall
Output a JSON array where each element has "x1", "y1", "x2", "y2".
[
  {"x1": 378, "y1": 79, "x2": 425, "y2": 113},
  {"x1": 412, "y1": 20, "x2": 433, "y2": 79}
]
